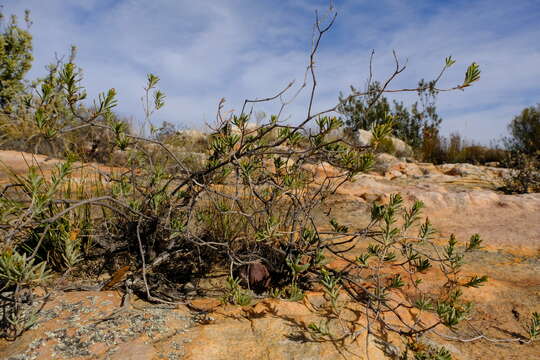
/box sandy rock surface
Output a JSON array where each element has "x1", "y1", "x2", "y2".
[
  {"x1": 324, "y1": 154, "x2": 539, "y2": 255},
  {"x1": 0, "y1": 150, "x2": 62, "y2": 177},
  {"x1": 0, "y1": 150, "x2": 539, "y2": 359},
  {"x1": 0, "y1": 291, "x2": 391, "y2": 360}
]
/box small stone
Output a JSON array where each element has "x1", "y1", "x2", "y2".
[{"x1": 188, "y1": 298, "x2": 222, "y2": 312}]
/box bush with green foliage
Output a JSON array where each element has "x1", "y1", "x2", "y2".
[
  {"x1": 337, "y1": 61, "x2": 488, "y2": 165},
  {"x1": 506, "y1": 104, "x2": 540, "y2": 155},
  {"x1": 0, "y1": 10, "x2": 33, "y2": 112},
  {"x1": 501, "y1": 104, "x2": 540, "y2": 193},
  {"x1": 501, "y1": 150, "x2": 540, "y2": 193},
  {"x1": 426, "y1": 132, "x2": 507, "y2": 165},
  {"x1": 0, "y1": 11, "x2": 131, "y2": 162},
  {"x1": 0, "y1": 6, "x2": 537, "y2": 359},
  {"x1": 338, "y1": 77, "x2": 446, "y2": 158}
]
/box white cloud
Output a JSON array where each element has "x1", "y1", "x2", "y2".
[{"x1": 2, "y1": 0, "x2": 538, "y2": 143}]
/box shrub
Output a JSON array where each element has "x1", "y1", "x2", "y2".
[
  {"x1": 499, "y1": 104, "x2": 540, "y2": 193},
  {"x1": 0, "y1": 10, "x2": 33, "y2": 112},
  {"x1": 501, "y1": 150, "x2": 540, "y2": 193},
  {"x1": 437, "y1": 132, "x2": 506, "y2": 165},
  {"x1": 0, "y1": 13, "x2": 132, "y2": 163},
  {"x1": 372, "y1": 135, "x2": 396, "y2": 155},
  {"x1": 338, "y1": 82, "x2": 392, "y2": 132},
  {"x1": 419, "y1": 125, "x2": 446, "y2": 163},
  {"x1": 505, "y1": 104, "x2": 540, "y2": 155},
  {"x1": 338, "y1": 77, "x2": 445, "y2": 155}
]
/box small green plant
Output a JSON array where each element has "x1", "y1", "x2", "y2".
[
  {"x1": 284, "y1": 255, "x2": 309, "y2": 302},
  {"x1": 527, "y1": 312, "x2": 540, "y2": 341},
  {"x1": 400, "y1": 341, "x2": 452, "y2": 360},
  {"x1": 307, "y1": 320, "x2": 334, "y2": 341},
  {"x1": 0, "y1": 10, "x2": 33, "y2": 112},
  {"x1": 0, "y1": 250, "x2": 50, "y2": 339},
  {"x1": 313, "y1": 193, "x2": 490, "y2": 352},
  {"x1": 269, "y1": 287, "x2": 285, "y2": 299},
  {"x1": 222, "y1": 276, "x2": 252, "y2": 306},
  {"x1": 501, "y1": 151, "x2": 540, "y2": 194},
  {"x1": 285, "y1": 282, "x2": 305, "y2": 302},
  {"x1": 0, "y1": 250, "x2": 49, "y2": 288},
  {"x1": 320, "y1": 268, "x2": 341, "y2": 313}
]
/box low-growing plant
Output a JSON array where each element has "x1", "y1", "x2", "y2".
[
  {"x1": 501, "y1": 150, "x2": 540, "y2": 193},
  {"x1": 0, "y1": 250, "x2": 49, "y2": 339},
  {"x1": 527, "y1": 312, "x2": 540, "y2": 341},
  {"x1": 322, "y1": 195, "x2": 489, "y2": 340},
  {"x1": 222, "y1": 276, "x2": 252, "y2": 306},
  {"x1": 307, "y1": 320, "x2": 334, "y2": 341},
  {"x1": 320, "y1": 268, "x2": 341, "y2": 313},
  {"x1": 400, "y1": 341, "x2": 452, "y2": 360}
]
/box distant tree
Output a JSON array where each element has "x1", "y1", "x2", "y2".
[
  {"x1": 338, "y1": 81, "x2": 390, "y2": 131},
  {"x1": 391, "y1": 101, "x2": 423, "y2": 149},
  {"x1": 506, "y1": 104, "x2": 540, "y2": 155},
  {"x1": 155, "y1": 120, "x2": 177, "y2": 141},
  {"x1": 447, "y1": 132, "x2": 463, "y2": 161},
  {"x1": 338, "y1": 79, "x2": 442, "y2": 154},
  {"x1": 501, "y1": 104, "x2": 540, "y2": 193},
  {"x1": 0, "y1": 10, "x2": 33, "y2": 112}
]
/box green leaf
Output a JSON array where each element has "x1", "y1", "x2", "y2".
[
  {"x1": 463, "y1": 275, "x2": 488, "y2": 288},
  {"x1": 330, "y1": 218, "x2": 348, "y2": 233},
  {"x1": 466, "y1": 234, "x2": 482, "y2": 251},
  {"x1": 147, "y1": 73, "x2": 160, "y2": 89},
  {"x1": 463, "y1": 62, "x2": 480, "y2": 87},
  {"x1": 388, "y1": 274, "x2": 405, "y2": 288},
  {"x1": 414, "y1": 296, "x2": 433, "y2": 311},
  {"x1": 97, "y1": 88, "x2": 118, "y2": 113},
  {"x1": 528, "y1": 312, "x2": 540, "y2": 340},
  {"x1": 419, "y1": 218, "x2": 435, "y2": 241},
  {"x1": 414, "y1": 258, "x2": 432, "y2": 272},
  {"x1": 154, "y1": 90, "x2": 166, "y2": 110},
  {"x1": 356, "y1": 253, "x2": 371, "y2": 266},
  {"x1": 286, "y1": 256, "x2": 309, "y2": 274}
]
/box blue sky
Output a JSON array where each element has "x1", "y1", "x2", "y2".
[{"x1": 3, "y1": 0, "x2": 540, "y2": 143}]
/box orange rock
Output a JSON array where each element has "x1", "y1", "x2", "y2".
[
  {"x1": 109, "y1": 339, "x2": 156, "y2": 360},
  {"x1": 189, "y1": 298, "x2": 222, "y2": 312}
]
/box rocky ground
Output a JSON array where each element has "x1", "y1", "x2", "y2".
[{"x1": 0, "y1": 151, "x2": 539, "y2": 359}]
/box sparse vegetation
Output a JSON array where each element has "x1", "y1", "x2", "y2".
[
  {"x1": 338, "y1": 74, "x2": 508, "y2": 166},
  {"x1": 0, "y1": 5, "x2": 537, "y2": 359},
  {"x1": 429, "y1": 132, "x2": 507, "y2": 165},
  {"x1": 506, "y1": 104, "x2": 540, "y2": 156},
  {"x1": 501, "y1": 150, "x2": 540, "y2": 193},
  {"x1": 500, "y1": 104, "x2": 540, "y2": 193}
]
